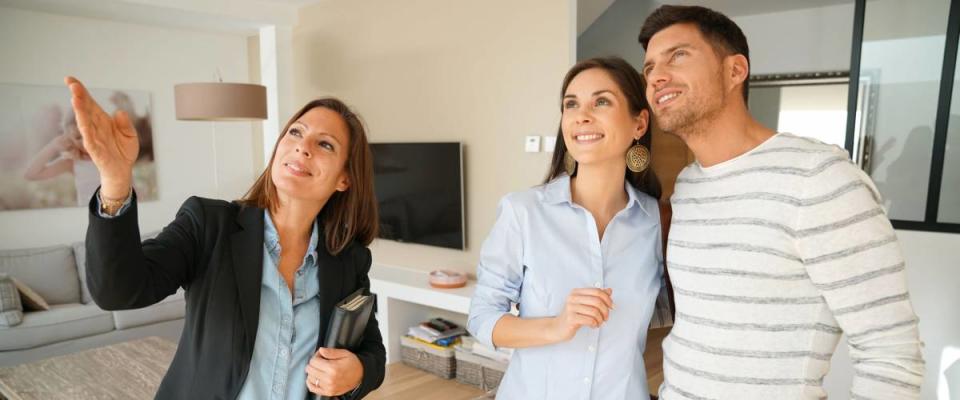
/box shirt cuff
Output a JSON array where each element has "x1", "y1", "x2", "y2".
[
  {"x1": 95, "y1": 187, "x2": 133, "y2": 218},
  {"x1": 472, "y1": 311, "x2": 510, "y2": 350}
]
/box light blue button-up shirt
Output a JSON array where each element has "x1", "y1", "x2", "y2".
[
  {"x1": 237, "y1": 211, "x2": 322, "y2": 400},
  {"x1": 467, "y1": 174, "x2": 672, "y2": 400}
]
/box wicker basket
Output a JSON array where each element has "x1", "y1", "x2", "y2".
[
  {"x1": 400, "y1": 336, "x2": 456, "y2": 379},
  {"x1": 454, "y1": 347, "x2": 507, "y2": 391}
]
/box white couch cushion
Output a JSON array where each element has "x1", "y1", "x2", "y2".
[
  {"x1": 0, "y1": 245, "x2": 81, "y2": 305},
  {"x1": 0, "y1": 303, "x2": 114, "y2": 351},
  {"x1": 112, "y1": 289, "x2": 186, "y2": 330},
  {"x1": 71, "y1": 241, "x2": 93, "y2": 304}
]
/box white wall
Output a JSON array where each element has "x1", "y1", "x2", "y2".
[
  {"x1": 0, "y1": 7, "x2": 257, "y2": 249},
  {"x1": 292, "y1": 0, "x2": 573, "y2": 274},
  {"x1": 577, "y1": 0, "x2": 656, "y2": 70},
  {"x1": 733, "y1": 3, "x2": 854, "y2": 74}
]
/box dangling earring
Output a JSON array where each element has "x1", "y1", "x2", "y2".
[
  {"x1": 564, "y1": 152, "x2": 577, "y2": 176},
  {"x1": 626, "y1": 139, "x2": 650, "y2": 173}
]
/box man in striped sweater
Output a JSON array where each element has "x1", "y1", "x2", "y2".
[{"x1": 638, "y1": 5, "x2": 925, "y2": 399}]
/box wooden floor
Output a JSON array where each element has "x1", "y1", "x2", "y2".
[
  {"x1": 366, "y1": 327, "x2": 670, "y2": 400},
  {"x1": 365, "y1": 363, "x2": 488, "y2": 400}
]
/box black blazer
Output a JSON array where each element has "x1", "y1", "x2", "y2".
[{"x1": 85, "y1": 192, "x2": 386, "y2": 400}]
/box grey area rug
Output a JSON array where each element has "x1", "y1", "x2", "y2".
[{"x1": 0, "y1": 336, "x2": 175, "y2": 400}]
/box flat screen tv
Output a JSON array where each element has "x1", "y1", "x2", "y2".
[{"x1": 370, "y1": 142, "x2": 465, "y2": 250}]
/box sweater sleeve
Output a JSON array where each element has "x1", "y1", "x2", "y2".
[{"x1": 795, "y1": 154, "x2": 925, "y2": 399}]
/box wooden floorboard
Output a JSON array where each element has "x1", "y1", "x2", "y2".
[{"x1": 365, "y1": 363, "x2": 488, "y2": 400}]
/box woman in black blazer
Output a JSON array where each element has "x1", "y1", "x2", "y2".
[{"x1": 67, "y1": 76, "x2": 385, "y2": 399}]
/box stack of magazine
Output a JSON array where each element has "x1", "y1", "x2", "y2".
[{"x1": 406, "y1": 317, "x2": 466, "y2": 347}]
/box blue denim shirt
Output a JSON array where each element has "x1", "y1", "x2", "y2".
[
  {"x1": 236, "y1": 211, "x2": 321, "y2": 400},
  {"x1": 467, "y1": 174, "x2": 672, "y2": 399}
]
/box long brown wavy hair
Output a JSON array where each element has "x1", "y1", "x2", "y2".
[
  {"x1": 544, "y1": 56, "x2": 662, "y2": 200},
  {"x1": 239, "y1": 98, "x2": 379, "y2": 255}
]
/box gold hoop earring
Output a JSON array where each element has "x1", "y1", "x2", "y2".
[
  {"x1": 626, "y1": 140, "x2": 650, "y2": 173},
  {"x1": 564, "y1": 152, "x2": 577, "y2": 176}
]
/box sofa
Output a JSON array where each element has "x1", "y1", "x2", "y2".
[{"x1": 0, "y1": 235, "x2": 185, "y2": 367}]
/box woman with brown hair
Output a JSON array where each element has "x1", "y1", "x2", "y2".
[
  {"x1": 67, "y1": 76, "x2": 385, "y2": 399},
  {"x1": 467, "y1": 57, "x2": 672, "y2": 399}
]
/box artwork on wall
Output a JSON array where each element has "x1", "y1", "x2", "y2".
[{"x1": 0, "y1": 83, "x2": 157, "y2": 211}]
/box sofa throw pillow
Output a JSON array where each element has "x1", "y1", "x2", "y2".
[
  {"x1": 11, "y1": 276, "x2": 50, "y2": 311},
  {"x1": 0, "y1": 245, "x2": 81, "y2": 305},
  {"x1": 0, "y1": 273, "x2": 24, "y2": 327}
]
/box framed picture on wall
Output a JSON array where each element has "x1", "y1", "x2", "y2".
[{"x1": 0, "y1": 82, "x2": 157, "y2": 211}]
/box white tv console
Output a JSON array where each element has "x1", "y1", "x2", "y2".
[{"x1": 369, "y1": 263, "x2": 476, "y2": 362}]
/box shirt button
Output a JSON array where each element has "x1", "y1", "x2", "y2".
[
  {"x1": 594, "y1": 282, "x2": 602, "y2": 288},
  {"x1": 588, "y1": 345, "x2": 596, "y2": 353},
  {"x1": 583, "y1": 377, "x2": 591, "y2": 384}
]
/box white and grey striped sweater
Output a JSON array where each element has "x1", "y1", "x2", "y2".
[{"x1": 660, "y1": 133, "x2": 925, "y2": 400}]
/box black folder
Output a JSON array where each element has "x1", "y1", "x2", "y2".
[
  {"x1": 323, "y1": 288, "x2": 374, "y2": 349},
  {"x1": 318, "y1": 288, "x2": 375, "y2": 400}
]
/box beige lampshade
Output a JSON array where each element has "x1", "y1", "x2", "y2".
[{"x1": 174, "y1": 82, "x2": 267, "y2": 121}]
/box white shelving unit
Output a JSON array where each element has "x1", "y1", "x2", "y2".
[{"x1": 369, "y1": 263, "x2": 476, "y2": 363}]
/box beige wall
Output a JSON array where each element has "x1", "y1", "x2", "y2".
[{"x1": 293, "y1": 0, "x2": 574, "y2": 274}]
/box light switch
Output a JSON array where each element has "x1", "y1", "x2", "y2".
[
  {"x1": 543, "y1": 136, "x2": 557, "y2": 152},
  {"x1": 525, "y1": 136, "x2": 541, "y2": 152}
]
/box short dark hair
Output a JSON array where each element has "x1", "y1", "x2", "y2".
[
  {"x1": 544, "y1": 56, "x2": 662, "y2": 201},
  {"x1": 638, "y1": 5, "x2": 750, "y2": 102}
]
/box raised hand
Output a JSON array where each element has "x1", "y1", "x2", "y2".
[
  {"x1": 64, "y1": 76, "x2": 139, "y2": 199},
  {"x1": 549, "y1": 287, "x2": 614, "y2": 342}
]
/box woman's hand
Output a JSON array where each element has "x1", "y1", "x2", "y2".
[
  {"x1": 549, "y1": 287, "x2": 614, "y2": 342},
  {"x1": 64, "y1": 76, "x2": 139, "y2": 199},
  {"x1": 305, "y1": 347, "x2": 364, "y2": 396}
]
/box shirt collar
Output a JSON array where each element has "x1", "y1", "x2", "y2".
[
  {"x1": 263, "y1": 211, "x2": 320, "y2": 265},
  {"x1": 542, "y1": 173, "x2": 650, "y2": 216}
]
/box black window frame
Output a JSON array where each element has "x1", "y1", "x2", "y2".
[{"x1": 846, "y1": 0, "x2": 960, "y2": 233}]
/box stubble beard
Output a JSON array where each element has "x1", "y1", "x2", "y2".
[{"x1": 652, "y1": 81, "x2": 727, "y2": 142}]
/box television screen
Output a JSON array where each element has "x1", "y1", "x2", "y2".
[{"x1": 370, "y1": 142, "x2": 465, "y2": 250}]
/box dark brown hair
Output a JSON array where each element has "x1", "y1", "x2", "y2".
[
  {"x1": 638, "y1": 5, "x2": 750, "y2": 102},
  {"x1": 544, "y1": 56, "x2": 662, "y2": 200},
  {"x1": 239, "y1": 98, "x2": 379, "y2": 255}
]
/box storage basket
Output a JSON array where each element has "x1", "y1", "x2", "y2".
[
  {"x1": 454, "y1": 347, "x2": 507, "y2": 391},
  {"x1": 400, "y1": 335, "x2": 456, "y2": 379}
]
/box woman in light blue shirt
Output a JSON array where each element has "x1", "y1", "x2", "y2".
[{"x1": 467, "y1": 57, "x2": 672, "y2": 399}]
